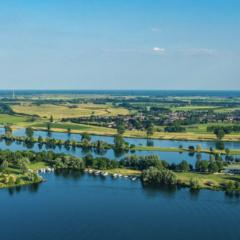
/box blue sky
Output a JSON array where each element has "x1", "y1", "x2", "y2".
[{"x1": 0, "y1": 0, "x2": 239, "y2": 90}]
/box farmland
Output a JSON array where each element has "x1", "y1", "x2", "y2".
[{"x1": 11, "y1": 103, "x2": 130, "y2": 119}]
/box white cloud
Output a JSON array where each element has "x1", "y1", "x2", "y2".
[{"x1": 152, "y1": 47, "x2": 165, "y2": 53}]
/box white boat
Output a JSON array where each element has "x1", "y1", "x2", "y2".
[{"x1": 95, "y1": 171, "x2": 101, "y2": 175}]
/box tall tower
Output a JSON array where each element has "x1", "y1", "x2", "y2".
[{"x1": 12, "y1": 89, "x2": 15, "y2": 99}]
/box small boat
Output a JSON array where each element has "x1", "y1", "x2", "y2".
[
  {"x1": 131, "y1": 177, "x2": 137, "y2": 181},
  {"x1": 113, "y1": 173, "x2": 118, "y2": 178},
  {"x1": 94, "y1": 171, "x2": 101, "y2": 175}
]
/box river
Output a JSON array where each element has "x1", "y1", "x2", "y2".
[{"x1": 0, "y1": 172, "x2": 240, "y2": 240}]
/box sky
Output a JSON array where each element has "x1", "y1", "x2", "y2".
[{"x1": 0, "y1": 0, "x2": 240, "y2": 90}]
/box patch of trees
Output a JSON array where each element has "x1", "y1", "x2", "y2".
[
  {"x1": 142, "y1": 167, "x2": 177, "y2": 186},
  {"x1": 207, "y1": 125, "x2": 240, "y2": 134},
  {"x1": 0, "y1": 103, "x2": 14, "y2": 114},
  {"x1": 164, "y1": 123, "x2": 186, "y2": 132},
  {"x1": 0, "y1": 149, "x2": 85, "y2": 171},
  {"x1": 195, "y1": 159, "x2": 224, "y2": 173}
]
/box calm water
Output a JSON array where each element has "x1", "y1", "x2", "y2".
[{"x1": 0, "y1": 172, "x2": 240, "y2": 240}]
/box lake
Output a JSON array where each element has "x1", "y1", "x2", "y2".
[{"x1": 0, "y1": 172, "x2": 240, "y2": 240}]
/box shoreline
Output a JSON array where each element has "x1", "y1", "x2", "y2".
[
  {"x1": 12, "y1": 125, "x2": 240, "y2": 143},
  {"x1": 1, "y1": 165, "x2": 239, "y2": 193}
]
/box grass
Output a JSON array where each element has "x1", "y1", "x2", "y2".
[
  {"x1": 101, "y1": 168, "x2": 141, "y2": 176},
  {"x1": 0, "y1": 114, "x2": 30, "y2": 125},
  {"x1": 175, "y1": 171, "x2": 240, "y2": 189},
  {"x1": 32, "y1": 122, "x2": 117, "y2": 135},
  {"x1": 27, "y1": 162, "x2": 48, "y2": 171},
  {"x1": 11, "y1": 103, "x2": 130, "y2": 119},
  {"x1": 0, "y1": 167, "x2": 43, "y2": 189}
]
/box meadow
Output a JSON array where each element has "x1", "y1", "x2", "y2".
[{"x1": 11, "y1": 103, "x2": 130, "y2": 119}]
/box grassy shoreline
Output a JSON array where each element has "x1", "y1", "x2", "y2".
[
  {"x1": 29, "y1": 124, "x2": 240, "y2": 142},
  {"x1": 1, "y1": 160, "x2": 240, "y2": 192}
]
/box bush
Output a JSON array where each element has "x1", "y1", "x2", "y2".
[{"x1": 142, "y1": 167, "x2": 177, "y2": 186}]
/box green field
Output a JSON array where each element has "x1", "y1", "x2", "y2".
[
  {"x1": 11, "y1": 103, "x2": 130, "y2": 119},
  {"x1": 32, "y1": 122, "x2": 117, "y2": 135},
  {"x1": 0, "y1": 114, "x2": 30, "y2": 125},
  {"x1": 175, "y1": 172, "x2": 240, "y2": 189}
]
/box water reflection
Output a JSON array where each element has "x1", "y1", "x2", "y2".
[
  {"x1": 54, "y1": 169, "x2": 84, "y2": 181},
  {"x1": 141, "y1": 183, "x2": 177, "y2": 199},
  {"x1": 7, "y1": 182, "x2": 41, "y2": 196}
]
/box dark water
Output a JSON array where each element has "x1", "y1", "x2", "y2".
[{"x1": 0, "y1": 172, "x2": 240, "y2": 240}]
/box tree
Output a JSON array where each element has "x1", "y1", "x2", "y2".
[
  {"x1": 38, "y1": 136, "x2": 43, "y2": 143},
  {"x1": 50, "y1": 115, "x2": 54, "y2": 123},
  {"x1": 47, "y1": 122, "x2": 51, "y2": 132},
  {"x1": 189, "y1": 178, "x2": 200, "y2": 190},
  {"x1": 0, "y1": 160, "x2": 9, "y2": 170},
  {"x1": 178, "y1": 160, "x2": 190, "y2": 172},
  {"x1": 195, "y1": 160, "x2": 209, "y2": 172},
  {"x1": 214, "y1": 128, "x2": 225, "y2": 140},
  {"x1": 67, "y1": 128, "x2": 71, "y2": 136},
  {"x1": 114, "y1": 134, "x2": 125, "y2": 150},
  {"x1": 116, "y1": 120, "x2": 125, "y2": 135},
  {"x1": 25, "y1": 127, "x2": 34, "y2": 139},
  {"x1": 225, "y1": 148, "x2": 230, "y2": 155},
  {"x1": 17, "y1": 157, "x2": 30, "y2": 173},
  {"x1": 81, "y1": 133, "x2": 91, "y2": 142},
  {"x1": 215, "y1": 141, "x2": 225, "y2": 150},
  {"x1": 146, "y1": 123, "x2": 154, "y2": 138},
  {"x1": 4, "y1": 125, "x2": 12, "y2": 135},
  {"x1": 208, "y1": 161, "x2": 219, "y2": 173},
  {"x1": 142, "y1": 167, "x2": 177, "y2": 185}
]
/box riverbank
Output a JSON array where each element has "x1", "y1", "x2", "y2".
[
  {"x1": 35, "y1": 125, "x2": 240, "y2": 142},
  {"x1": 8, "y1": 121, "x2": 240, "y2": 142}
]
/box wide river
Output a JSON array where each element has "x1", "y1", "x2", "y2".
[{"x1": 0, "y1": 172, "x2": 240, "y2": 240}]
